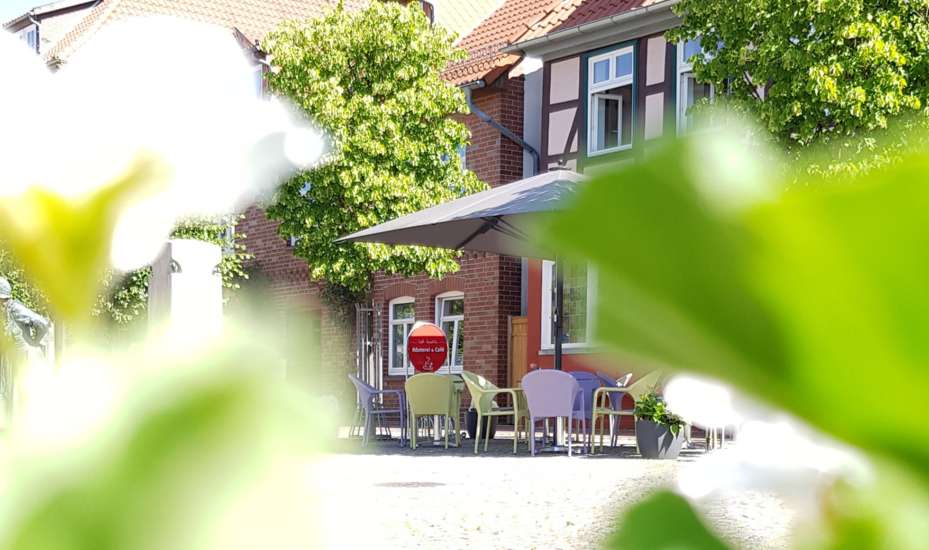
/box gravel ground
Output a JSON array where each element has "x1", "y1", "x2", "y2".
[{"x1": 310, "y1": 431, "x2": 796, "y2": 550}]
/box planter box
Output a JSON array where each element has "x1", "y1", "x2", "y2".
[{"x1": 635, "y1": 419, "x2": 684, "y2": 459}]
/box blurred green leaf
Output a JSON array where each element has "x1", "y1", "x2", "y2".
[
  {"x1": 0, "y1": 343, "x2": 322, "y2": 550},
  {"x1": 546, "y1": 135, "x2": 929, "y2": 484},
  {"x1": 0, "y1": 156, "x2": 167, "y2": 324},
  {"x1": 605, "y1": 490, "x2": 728, "y2": 550}
]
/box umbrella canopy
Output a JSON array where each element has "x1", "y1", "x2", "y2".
[{"x1": 337, "y1": 169, "x2": 584, "y2": 258}]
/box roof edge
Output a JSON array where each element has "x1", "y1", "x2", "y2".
[{"x1": 504, "y1": 0, "x2": 680, "y2": 54}]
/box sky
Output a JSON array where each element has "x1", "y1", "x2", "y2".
[{"x1": 0, "y1": 0, "x2": 50, "y2": 23}]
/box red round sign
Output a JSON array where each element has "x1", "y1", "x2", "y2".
[{"x1": 407, "y1": 322, "x2": 448, "y2": 373}]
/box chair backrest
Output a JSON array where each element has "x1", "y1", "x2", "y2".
[
  {"x1": 405, "y1": 373, "x2": 454, "y2": 416},
  {"x1": 460, "y1": 371, "x2": 498, "y2": 413},
  {"x1": 623, "y1": 371, "x2": 663, "y2": 402},
  {"x1": 595, "y1": 371, "x2": 633, "y2": 388},
  {"x1": 569, "y1": 371, "x2": 602, "y2": 414},
  {"x1": 520, "y1": 369, "x2": 581, "y2": 418},
  {"x1": 348, "y1": 373, "x2": 377, "y2": 410}
]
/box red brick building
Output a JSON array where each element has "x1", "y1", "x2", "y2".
[{"x1": 239, "y1": 1, "x2": 550, "y2": 400}]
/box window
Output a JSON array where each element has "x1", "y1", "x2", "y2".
[
  {"x1": 457, "y1": 144, "x2": 467, "y2": 170},
  {"x1": 252, "y1": 65, "x2": 264, "y2": 97},
  {"x1": 587, "y1": 46, "x2": 634, "y2": 155},
  {"x1": 18, "y1": 25, "x2": 38, "y2": 53},
  {"x1": 541, "y1": 261, "x2": 597, "y2": 349},
  {"x1": 677, "y1": 38, "x2": 715, "y2": 134},
  {"x1": 419, "y1": 1, "x2": 435, "y2": 24},
  {"x1": 388, "y1": 297, "x2": 415, "y2": 375},
  {"x1": 435, "y1": 292, "x2": 464, "y2": 372}
]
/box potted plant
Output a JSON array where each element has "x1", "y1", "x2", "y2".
[{"x1": 633, "y1": 392, "x2": 685, "y2": 459}]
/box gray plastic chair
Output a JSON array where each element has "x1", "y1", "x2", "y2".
[
  {"x1": 521, "y1": 369, "x2": 585, "y2": 456},
  {"x1": 570, "y1": 371, "x2": 603, "y2": 452},
  {"x1": 348, "y1": 374, "x2": 406, "y2": 446}
]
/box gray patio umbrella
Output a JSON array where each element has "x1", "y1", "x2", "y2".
[{"x1": 338, "y1": 168, "x2": 585, "y2": 370}]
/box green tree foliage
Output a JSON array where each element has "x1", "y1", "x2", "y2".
[
  {"x1": 0, "y1": 245, "x2": 48, "y2": 314},
  {"x1": 264, "y1": 1, "x2": 485, "y2": 294},
  {"x1": 669, "y1": 0, "x2": 929, "y2": 173}
]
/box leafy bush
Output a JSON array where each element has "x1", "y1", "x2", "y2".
[{"x1": 633, "y1": 391, "x2": 684, "y2": 436}]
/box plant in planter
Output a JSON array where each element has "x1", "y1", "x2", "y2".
[{"x1": 634, "y1": 392, "x2": 686, "y2": 459}]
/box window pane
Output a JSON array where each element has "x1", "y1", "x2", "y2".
[
  {"x1": 440, "y1": 320, "x2": 456, "y2": 365},
  {"x1": 453, "y1": 321, "x2": 464, "y2": 366},
  {"x1": 392, "y1": 302, "x2": 414, "y2": 320},
  {"x1": 392, "y1": 324, "x2": 407, "y2": 370},
  {"x1": 683, "y1": 38, "x2": 702, "y2": 62},
  {"x1": 442, "y1": 297, "x2": 464, "y2": 316},
  {"x1": 594, "y1": 94, "x2": 620, "y2": 150},
  {"x1": 681, "y1": 73, "x2": 713, "y2": 131},
  {"x1": 593, "y1": 59, "x2": 610, "y2": 83},
  {"x1": 615, "y1": 52, "x2": 633, "y2": 78},
  {"x1": 561, "y1": 263, "x2": 588, "y2": 344}
]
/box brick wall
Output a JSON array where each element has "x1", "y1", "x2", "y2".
[
  {"x1": 459, "y1": 76, "x2": 525, "y2": 188},
  {"x1": 372, "y1": 75, "x2": 526, "y2": 395},
  {"x1": 373, "y1": 251, "x2": 521, "y2": 396},
  {"x1": 237, "y1": 205, "x2": 354, "y2": 402}
]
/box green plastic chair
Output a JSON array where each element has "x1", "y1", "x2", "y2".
[
  {"x1": 405, "y1": 373, "x2": 461, "y2": 450},
  {"x1": 591, "y1": 371, "x2": 663, "y2": 454},
  {"x1": 461, "y1": 371, "x2": 529, "y2": 454}
]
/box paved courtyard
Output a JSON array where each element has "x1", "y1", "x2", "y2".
[{"x1": 310, "y1": 432, "x2": 796, "y2": 550}]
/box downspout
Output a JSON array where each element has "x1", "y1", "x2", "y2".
[{"x1": 463, "y1": 80, "x2": 541, "y2": 176}]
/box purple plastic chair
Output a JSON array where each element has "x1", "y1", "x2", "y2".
[
  {"x1": 570, "y1": 371, "x2": 604, "y2": 451},
  {"x1": 348, "y1": 374, "x2": 406, "y2": 446},
  {"x1": 521, "y1": 369, "x2": 585, "y2": 456}
]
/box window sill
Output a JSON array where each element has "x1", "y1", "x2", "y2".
[
  {"x1": 538, "y1": 345, "x2": 603, "y2": 356},
  {"x1": 586, "y1": 145, "x2": 631, "y2": 158}
]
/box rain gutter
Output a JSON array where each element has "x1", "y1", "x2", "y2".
[{"x1": 463, "y1": 80, "x2": 541, "y2": 176}]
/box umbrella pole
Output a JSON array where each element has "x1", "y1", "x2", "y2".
[
  {"x1": 554, "y1": 258, "x2": 564, "y2": 447},
  {"x1": 554, "y1": 258, "x2": 564, "y2": 371}
]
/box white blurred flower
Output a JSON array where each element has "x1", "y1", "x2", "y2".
[
  {"x1": 665, "y1": 375, "x2": 870, "y2": 511},
  {"x1": 0, "y1": 17, "x2": 324, "y2": 271}
]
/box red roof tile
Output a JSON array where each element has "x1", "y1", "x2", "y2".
[
  {"x1": 46, "y1": 0, "x2": 366, "y2": 62},
  {"x1": 519, "y1": 0, "x2": 668, "y2": 42},
  {"x1": 444, "y1": 0, "x2": 561, "y2": 86}
]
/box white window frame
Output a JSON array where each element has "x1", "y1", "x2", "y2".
[
  {"x1": 387, "y1": 296, "x2": 415, "y2": 376},
  {"x1": 676, "y1": 39, "x2": 716, "y2": 134},
  {"x1": 435, "y1": 291, "x2": 464, "y2": 373},
  {"x1": 540, "y1": 261, "x2": 597, "y2": 350},
  {"x1": 587, "y1": 45, "x2": 634, "y2": 156}
]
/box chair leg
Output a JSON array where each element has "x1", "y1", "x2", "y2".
[
  {"x1": 512, "y1": 414, "x2": 518, "y2": 455},
  {"x1": 474, "y1": 414, "x2": 482, "y2": 454},
  {"x1": 444, "y1": 415, "x2": 449, "y2": 449},
  {"x1": 567, "y1": 415, "x2": 573, "y2": 457},
  {"x1": 530, "y1": 417, "x2": 536, "y2": 456},
  {"x1": 362, "y1": 409, "x2": 371, "y2": 446}
]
